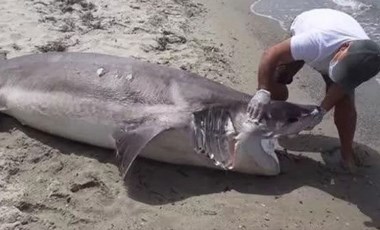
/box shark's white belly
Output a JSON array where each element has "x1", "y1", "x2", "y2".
[
  {"x1": 6, "y1": 106, "x2": 213, "y2": 168},
  {"x1": 6, "y1": 105, "x2": 117, "y2": 149},
  {"x1": 140, "y1": 128, "x2": 217, "y2": 169},
  {"x1": 1, "y1": 87, "x2": 213, "y2": 168},
  {"x1": 2, "y1": 87, "x2": 122, "y2": 149}
]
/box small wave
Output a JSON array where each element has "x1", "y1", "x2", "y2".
[
  {"x1": 250, "y1": 0, "x2": 288, "y2": 31},
  {"x1": 332, "y1": 0, "x2": 369, "y2": 11}
]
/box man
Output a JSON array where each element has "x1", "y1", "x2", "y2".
[{"x1": 247, "y1": 8, "x2": 380, "y2": 172}]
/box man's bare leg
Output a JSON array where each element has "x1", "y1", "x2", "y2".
[
  {"x1": 333, "y1": 94, "x2": 357, "y2": 172},
  {"x1": 322, "y1": 74, "x2": 357, "y2": 172}
]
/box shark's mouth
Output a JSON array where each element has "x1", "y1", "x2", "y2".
[{"x1": 191, "y1": 107, "x2": 282, "y2": 174}]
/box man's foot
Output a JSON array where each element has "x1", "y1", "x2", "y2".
[
  {"x1": 322, "y1": 147, "x2": 361, "y2": 175},
  {"x1": 340, "y1": 158, "x2": 358, "y2": 174}
]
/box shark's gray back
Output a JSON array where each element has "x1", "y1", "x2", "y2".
[{"x1": 0, "y1": 52, "x2": 250, "y2": 112}]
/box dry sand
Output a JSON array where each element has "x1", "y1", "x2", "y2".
[{"x1": 1, "y1": 0, "x2": 380, "y2": 229}]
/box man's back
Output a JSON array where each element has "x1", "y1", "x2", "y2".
[
  {"x1": 290, "y1": 8, "x2": 369, "y2": 73},
  {"x1": 291, "y1": 8, "x2": 368, "y2": 38}
]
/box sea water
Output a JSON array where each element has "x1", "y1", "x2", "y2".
[{"x1": 250, "y1": 0, "x2": 380, "y2": 43}]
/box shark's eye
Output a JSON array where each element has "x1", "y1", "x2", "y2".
[{"x1": 287, "y1": 117, "x2": 298, "y2": 123}]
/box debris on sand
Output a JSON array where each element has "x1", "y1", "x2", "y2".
[
  {"x1": 35, "y1": 39, "x2": 78, "y2": 52},
  {"x1": 33, "y1": 0, "x2": 103, "y2": 33},
  {"x1": 202, "y1": 210, "x2": 217, "y2": 216},
  {"x1": 35, "y1": 40, "x2": 68, "y2": 52},
  {"x1": 70, "y1": 179, "x2": 100, "y2": 193},
  {"x1": 154, "y1": 31, "x2": 187, "y2": 51},
  {"x1": 11, "y1": 43, "x2": 22, "y2": 51}
]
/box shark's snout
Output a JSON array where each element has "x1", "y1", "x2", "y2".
[{"x1": 261, "y1": 101, "x2": 319, "y2": 137}]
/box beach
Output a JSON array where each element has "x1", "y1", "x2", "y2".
[{"x1": 1, "y1": 0, "x2": 380, "y2": 229}]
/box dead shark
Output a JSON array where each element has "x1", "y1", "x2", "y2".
[{"x1": 0, "y1": 52, "x2": 318, "y2": 179}]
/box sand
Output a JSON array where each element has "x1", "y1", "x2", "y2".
[{"x1": 0, "y1": 0, "x2": 380, "y2": 229}]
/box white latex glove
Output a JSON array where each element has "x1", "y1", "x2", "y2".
[
  {"x1": 247, "y1": 89, "x2": 271, "y2": 123},
  {"x1": 305, "y1": 107, "x2": 326, "y2": 130}
]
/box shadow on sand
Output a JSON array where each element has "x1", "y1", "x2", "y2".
[{"x1": 1, "y1": 115, "x2": 379, "y2": 228}]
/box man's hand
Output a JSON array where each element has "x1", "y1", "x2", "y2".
[
  {"x1": 247, "y1": 89, "x2": 271, "y2": 123},
  {"x1": 305, "y1": 106, "x2": 326, "y2": 130}
]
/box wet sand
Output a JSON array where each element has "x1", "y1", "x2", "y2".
[{"x1": 1, "y1": 0, "x2": 380, "y2": 229}]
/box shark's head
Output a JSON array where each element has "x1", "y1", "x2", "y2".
[
  {"x1": 260, "y1": 101, "x2": 319, "y2": 137},
  {"x1": 231, "y1": 101, "x2": 319, "y2": 175}
]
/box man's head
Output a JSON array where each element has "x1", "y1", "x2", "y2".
[{"x1": 329, "y1": 39, "x2": 380, "y2": 92}]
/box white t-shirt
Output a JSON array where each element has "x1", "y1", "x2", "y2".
[{"x1": 290, "y1": 8, "x2": 369, "y2": 74}]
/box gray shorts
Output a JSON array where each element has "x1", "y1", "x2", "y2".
[{"x1": 322, "y1": 74, "x2": 355, "y2": 97}]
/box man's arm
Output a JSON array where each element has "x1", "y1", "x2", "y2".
[
  {"x1": 304, "y1": 82, "x2": 347, "y2": 127},
  {"x1": 257, "y1": 38, "x2": 296, "y2": 90},
  {"x1": 247, "y1": 38, "x2": 298, "y2": 121}
]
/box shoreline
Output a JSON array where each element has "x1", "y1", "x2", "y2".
[{"x1": 249, "y1": 0, "x2": 288, "y2": 32}]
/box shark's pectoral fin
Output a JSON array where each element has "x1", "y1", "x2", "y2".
[
  {"x1": 112, "y1": 120, "x2": 171, "y2": 179},
  {"x1": 192, "y1": 107, "x2": 237, "y2": 169}
]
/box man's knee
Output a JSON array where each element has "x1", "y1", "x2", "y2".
[{"x1": 334, "y1": 95, "x2": 357, "y2": 124}]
